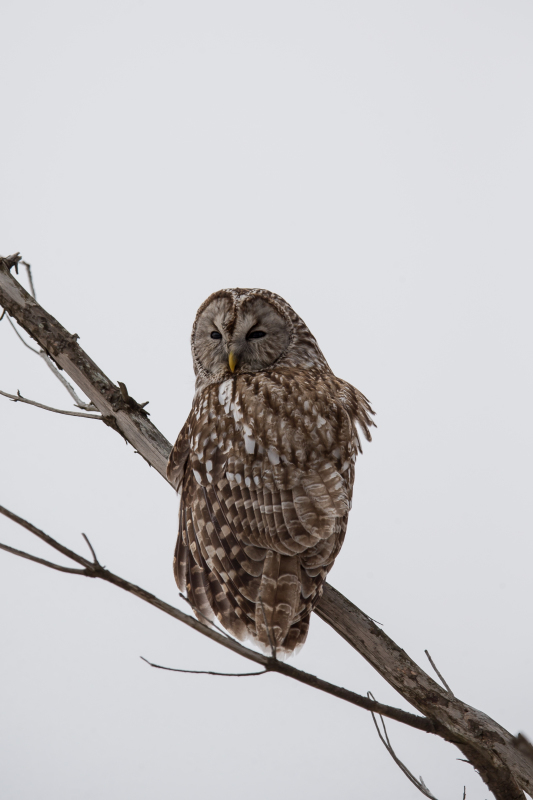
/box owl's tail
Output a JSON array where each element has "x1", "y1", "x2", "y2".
[{"x1": 254, "y1": 552, "x2": 314, "y2": 657}]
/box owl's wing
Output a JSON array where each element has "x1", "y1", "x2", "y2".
[
  {"x1": 175, "y1": 454, "x2": 349, "y2": 654},
  {"x1": 167, "y1": 410, "x2": 192, "y2": 491},
  {"x1": 170, "y1": 370, "x2": 374, "y2": 655}
]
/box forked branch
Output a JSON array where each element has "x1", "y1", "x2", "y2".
[
  {"x1": 0, "y1": 253, "x2": 532, "y2": 800},
  {"x1": 0, "y1": 389, "x2": 102, "y2": 419},
  {"x1": 0, "y1": 503, "x2": 432, "y2": 733}
]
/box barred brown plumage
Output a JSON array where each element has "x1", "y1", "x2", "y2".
[{"x1": 168, "y1": 288, "x2": 374, "y2": 656}]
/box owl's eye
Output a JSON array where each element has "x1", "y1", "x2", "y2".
[
  {"x1": 210, "y1": 331, "x2": 222, "y2": 340},
  {"x1": 247, "y1": 330, "x2": 266, "y2": 340}
]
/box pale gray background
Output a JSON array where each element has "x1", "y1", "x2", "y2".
[{"x1": 1, "y1": 2, "x2": 532, "y2": 798}]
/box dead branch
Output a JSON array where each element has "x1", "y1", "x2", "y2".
[
  {"x1": 368, "y1": 691, "x2": 440, "y2": 800},
  {"x1": 140, "y1": 656, "x2": 268, "y2": 677},
  {"x1": 0, "y1": 389, "x2": 102, "y2": 419},
  {"x1": 21, "y1": 260, "x2": 37, "y2": 300},
  {"x1": 0, "y1": 503, "x2": 433, "y2": 733},
  {"x1": 1, "y1": 253, "x2": 531, "y2": 800},
  {"x1": 425, "y1": 649, "x2": 454, "y2": 697},
  {"x1": 4, "y1": 308, "x2": 96, "y2": 411}
]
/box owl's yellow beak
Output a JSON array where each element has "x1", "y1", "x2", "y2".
[{"x1": 228, "y1": 351, "x2": 238, "y2": 373}]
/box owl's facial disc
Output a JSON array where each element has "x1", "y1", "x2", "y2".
[{"x1": 194, "y1": 295, "x2": 291, "y2": 377}]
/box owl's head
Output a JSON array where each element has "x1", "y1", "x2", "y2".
[{"x1": 191, "y1": 288, "x2": 330, "y2": 388}]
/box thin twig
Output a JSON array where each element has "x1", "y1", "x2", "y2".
[
  {"x1": 5, "y1": 313, "x2": 41, "y2": 353},
  {"x1": 140, "y1": 656, "x2": 268, "y2": 677},
  {"x1": 424, "y1": 650, "x2": 454, "y2": 696},
  {"x1": 0, "y1": 541, "x2": 87, "y2": 574},
  {"x1": 0, "y1": 504, "x2": 434, "y2": 735},
  {"x1": 0, "y1": 505, "x2": 93, "y2": 570},
  {"x1": 5, "y1": 309, "x2": 96, "y2": 411},
  {"x1": 38, "y1": 353, "x2": 97, "y2": 410},
  {"x1": 0, "y1": 390, "x2": 102, "y2": 420},
  {"x1": 21, "y1": 261, "x2": 36, "y2": 300},
  {"x1": 82, "y1": 533, "x2": 101, "y2": 565},
  {"x1": 368, "y1": 692, "x2": 440, "y2": 800}
]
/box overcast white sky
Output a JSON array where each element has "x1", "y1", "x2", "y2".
[{"x1": 1, "y1": 2, "x2": 532, "y2": 798}]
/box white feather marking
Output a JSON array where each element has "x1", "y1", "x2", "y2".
[
  {"x1": 316, "y1": 415, "x2": 326, "y2": 428},
  {"x1": 244, "y1": 434, "x2": 256, "y2": 454},
  {"x1": 193, "y1": 469, "x2": 202, "y2": 485},
  {"x1": 218, "y1": 378, "x2": 233, "y2": 412},
  {"x1": 267, "y1": 447, "x2": 280, "y2": 466}
]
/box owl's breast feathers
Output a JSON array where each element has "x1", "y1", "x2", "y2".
[{"x1": 167, "y1": 367, "x2": 374, "y2": 654}]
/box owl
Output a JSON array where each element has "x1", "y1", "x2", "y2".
[{"x1": 167, "y1": 289, "x2": 374, "y2": 656}]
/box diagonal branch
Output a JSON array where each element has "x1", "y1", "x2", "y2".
[
  {"x1": 0, "y1": 503, "x2": 433, "y2": 734},
  {"x1": 0, "y1": 253, "x2": 531, "y2": 800},
  {"x1": 0, "y1": 254, "x2": 169, "y2": 475}
]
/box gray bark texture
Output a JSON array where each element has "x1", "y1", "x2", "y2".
[{"x1": 1, "y1": 253, "x2": 532, "y2": 800}]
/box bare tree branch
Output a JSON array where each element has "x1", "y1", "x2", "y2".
[
  {"x1": 140, "y1": 656, "x2": 268, "y2": 677},
  {"x1": 3, "y1": 259, "x2": 96, "y2": 412},
  {"x1": 81, "y1": 533, "x2": 101, "y2": 565},
  {"x1": 38, "y1": 350, "x2": 97, "y2": 411},
  {"x1": 0, "y1": 253, "x2": 531, "y2": 800},
  {"x1": 0, "y1": 389, "x2": 102, "y2": 419},
  {"x1": 0, "y1": 541, "x2": 87, "y2": 575},
  {"x1": 368, "y1": 691, "x2": 440, "y2": 800},
  {"x1": 513, "y1": 735, "x2": 533, "y2": 765},
  {"x1": 0, "y1": 503, "x2": 434, "y2": 734},
  {"x1": 0, "y1": 254, "x2": 169, "y2": 475},
  {"x1": 5, "y1": 311, "x2": 41, "y2": 353},
  {"x1": 21, "y1": 260, "x2": 37, "y2": 300},
  {"x1": 5, "y1": 310, "x2": 97, "y2": 411},
  {"x1": 315, "y1": 587, "x2": 528, "y2": 800},
  {"x1": 425, "y1": 649, "x2": 454, "y2": 697}
]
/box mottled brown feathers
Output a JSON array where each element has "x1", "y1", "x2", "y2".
[{"x1": 168, "y1": 288, "x2": 374, "y2": 656}]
